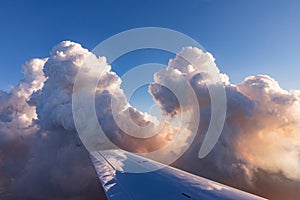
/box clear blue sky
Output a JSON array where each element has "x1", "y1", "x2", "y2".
[{"x1": 0, "y1": 0, "x2": 299, "y2": 95}]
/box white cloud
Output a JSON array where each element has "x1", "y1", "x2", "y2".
[{"x1": 0, "y1": 41, "x2": 299, "y2": 200}]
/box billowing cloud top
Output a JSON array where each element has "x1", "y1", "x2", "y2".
[{"x1": 0, "y1": 41, "x2": 299, "y2": 200}]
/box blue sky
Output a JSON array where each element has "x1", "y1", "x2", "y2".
[{"x1": 0, "y1": 0, "x2": 299, "y2": 103}]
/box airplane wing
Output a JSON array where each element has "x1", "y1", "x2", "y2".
[{"x1": 90, "y1": 149, "x2": 267, "y2": 200}]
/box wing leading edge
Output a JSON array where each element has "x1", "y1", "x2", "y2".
[{"x1": 90, "y1": 149, "x2": 267, "y2": 200}]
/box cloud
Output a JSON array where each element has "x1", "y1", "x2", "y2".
[
  {"x1": 0, "y1": 42, "x2": 105, "y2": 199},
  {"x1": 0, "y1": 41, "x2": 299, "y2": 200},
  {"x1": 0, "y1": 58, "x2": 46, "y2": 199},
  {"x1": 149, "y1": 47, "x2": 300, "y2": 199},
  {"x1": 235, "y1": 75, "x2": 300, "y2": 180}
]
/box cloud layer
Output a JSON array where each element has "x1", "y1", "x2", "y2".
[{"x1": 0, "y1": 41, "x2": 299, "y2": 200}]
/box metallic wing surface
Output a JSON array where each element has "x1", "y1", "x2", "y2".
[{"x1": 90, "y1": 149, "x2": 267, "y2": 200}]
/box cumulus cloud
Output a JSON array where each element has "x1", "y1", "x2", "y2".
[
  {"x1": 149, "y1": 47, "x2": 300, "y2": 200},
  {"x1": 0, "y1": 42, "x2": 105, "y2": 200},
  {"x1": 235, "y1": 75, "x2": 300, "y2": 180},
  {"x1": 0, "y1": 41, "x2": 177, "y2": 199},
  {"x1": 0, "y1": 58, "x2": 46, "y2": 198},
  {"x1": 0, "y1": 41, "x2": 299, "y2": 200}
]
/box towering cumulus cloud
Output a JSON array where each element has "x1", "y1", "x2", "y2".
[
  {"x1": 0, "y1": 58, "x2": 46, "y2": 198},
  {"x1": 0, "y1": 41, "x2": 299, "y2": 200},
  {"x1": 150, "y1": 47, "x2": 300, "y2": 200}
]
